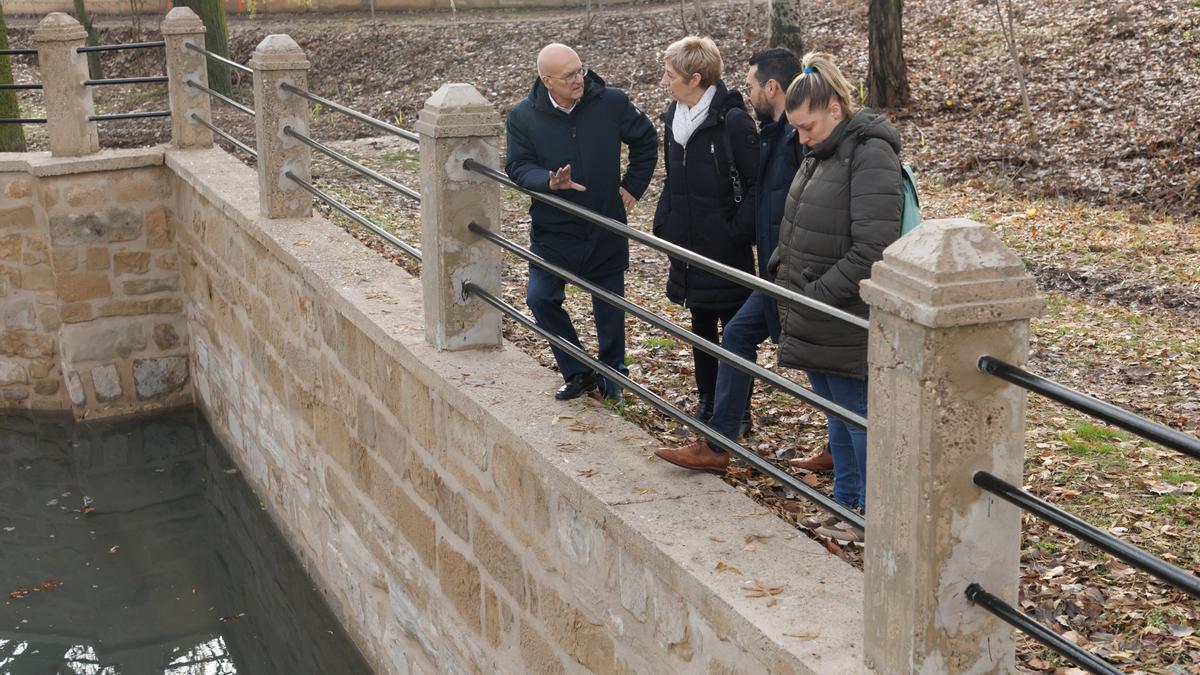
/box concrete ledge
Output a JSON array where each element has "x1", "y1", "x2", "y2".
[
  {"x1": 0, "y1": 147, "x2": 165, "y2": 177},
  {"x1": 166, "y1": 145, "x2": 866, "y2": 674}
]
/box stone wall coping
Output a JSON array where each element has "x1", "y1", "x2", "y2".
[
  {"x1": 0, "y1": 148, "x2": 164, "y2": 177},
  {"x1": 160, "y1": 7, "x2": 207, "y2": 35},
  {"x1": 166, "y1": 146, "x2": 868, "y2": 673},
  {"x1": 33, "y1": 11, "x2": 87, "y2": 42}
]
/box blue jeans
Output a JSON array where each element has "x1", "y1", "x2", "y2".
[
  {"x1": 806, "y1": 371, "x2": 868, "y2": 511},
  {"x1": 708, "y1": 292, "x2": 780, "y2": 440},
  {"x1": 526, "y1": 265, "x2": 628, "y2": 396}
]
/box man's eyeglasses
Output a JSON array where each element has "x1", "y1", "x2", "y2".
[{"x1": 546, "y1": 67, "x2": 589, "y2": 82}]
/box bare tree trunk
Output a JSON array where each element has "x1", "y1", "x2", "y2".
[
  {"x1": 768, "y1": 0, "x2": 803, "y2": 56},
  {"x1": 679, "y1": 0, "x2": 690, "y2": 33},
  {"x1": 72, "y1": 0, "x2": 104, "y2": 80},
  {"x1": 173, "y1": 0, "x2": 232, "y2": 96},
  {"x1": 993, "y1": 0, "x2": 1040, "y2": 150},
  {"x1": 692, "y1": 0, "x2": 706, "y2": 32},
  {"x1": 744, "y1": 0, "x2": 755, "y2": 40},
  {"x1": 0, "y1": 4, "x2": 27, "y2": 152},
  {"x1": 867, "y1": 0, "x2": 910, "y2": 108},
  {"x1": 129, "y1": 0, "x2": 143, "y2": 42}
]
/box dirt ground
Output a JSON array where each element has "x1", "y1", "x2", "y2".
[{"x1": 4, "y1": 1, "x2": 1199, "y2": 671}]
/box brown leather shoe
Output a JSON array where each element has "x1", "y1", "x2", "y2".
[
  {"x1": 789, "y1": 445, "x2": 833, "y2": 473},
  {"x1": 654, "y1": 439, "x2": 730, "y2": 475}
]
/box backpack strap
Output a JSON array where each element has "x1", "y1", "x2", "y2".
[{"x1": 719, "y1": 109, "x2": 745, "y2": 204}]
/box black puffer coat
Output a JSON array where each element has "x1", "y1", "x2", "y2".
[
  {"x1": 652, "y1": 82, "x2": 759, "y2": 310},
  {"x1": 768, "y1": 109, "x2": 903, "y2": 379}
]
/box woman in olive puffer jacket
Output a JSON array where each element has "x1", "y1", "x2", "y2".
[{"x1": 767, "y1": 53, "x2": 903, "y2": 543}]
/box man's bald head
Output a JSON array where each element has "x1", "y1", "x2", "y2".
[
  {"x1": 537, "y1": 43, "x2": 579, "y2": 77},
  {"x1": 537, "y1": 43, "x2": 587, "y2": 108}
]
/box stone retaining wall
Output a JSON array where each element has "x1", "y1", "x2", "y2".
[
  {"x1": 0, "y1": 150, "x2": 192, "y2": 417},
  {"x1": 2, "y1": 0, "x2": 625, "y2": 17},
  {"x1": 169, "y1": 144, "x2": 865, "y2": 674}
]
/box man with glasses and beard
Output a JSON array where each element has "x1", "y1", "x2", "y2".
[{"x1": 505, "y1": 43, "x2": 658, "y2": 402}]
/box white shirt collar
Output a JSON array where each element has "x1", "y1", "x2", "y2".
[{"x1": 549, "y1": 94, "x2": 577, "y2": 115}]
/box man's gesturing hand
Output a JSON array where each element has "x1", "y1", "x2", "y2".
[
  {"x1": 619, "y1": 186, "x2": 637, "y2": 212},
  {"x1": 549, "y1": 165, "x2": 587, "y2": 192}
]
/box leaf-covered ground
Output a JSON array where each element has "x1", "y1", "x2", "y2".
[{"x1": 5, "y1": 1, "x2": 1199, "y2": 671}]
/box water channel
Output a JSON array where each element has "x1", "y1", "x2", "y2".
[{"x1": 0, "y1": 409, "x2": 373, "y2": 674}]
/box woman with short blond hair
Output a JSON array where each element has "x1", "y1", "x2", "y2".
[{"x1": 652, "y1": 36, "x2": 759, "y2": 426}]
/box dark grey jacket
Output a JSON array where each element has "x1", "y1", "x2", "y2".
[{"x1": 768, "y1": 109, "x2": 903, "y2": 379}]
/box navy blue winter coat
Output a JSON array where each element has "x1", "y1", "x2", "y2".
[
  {"x1": 505, "y1": 72, "x2": 658, "y2": 276},
  {"x1": 755, "y1": 113, "x2": 803, "y2": 280}
]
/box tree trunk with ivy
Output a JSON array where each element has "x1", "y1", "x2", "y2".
[
  {"x1": 867, "y1": 0, "x2": 911, "y2": 108},
  {"x1": 0, "y1": 4, "x2": 27, "y2": 152},
  {"x1": 768, "y1": 0, "x2": 804, "y2": 57},
  {"x1": 72, "y1": 0, "x2": 104, "y2": 80},
  {"x1": 173, "y1": 0, "x2": 232, "y2": 96}
]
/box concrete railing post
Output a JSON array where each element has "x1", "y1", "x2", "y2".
[
  {"x1": 161, "y1": 6, "x2": 212, "y2": 149},
  {"x1": 414, "y1": 84, "x2": 502, "y2": 351},
  {"x1": 34, "y1": 13, "x2": 98, "y2": 157},
  {"x1": 250, "y1": 34, "x2": 311, "y2": 219},
  {"x1": 860, "y1": 219, "x2": 1044, "y2": 673}
]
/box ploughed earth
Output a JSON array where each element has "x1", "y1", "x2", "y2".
[{"x1": 5, "y1": 0, "x2": 1198, "y2": 670}]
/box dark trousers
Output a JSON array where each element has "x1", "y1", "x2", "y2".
[
  {"x1": 689, "y1": 305, "x2": 740, "y2": 400},
  {"x1": 708, "y1": 291, "x2": 780, "y2": 440},
  {"x1": 526, "y1": 264, "x2": 628, "y2": 396}
]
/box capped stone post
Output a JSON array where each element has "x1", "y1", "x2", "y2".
[
  {"x1": 250, "y1": 34, "x2": 311, "y2": 219},
  {"x1": 161, "y1": 6, "x2": 212, "y2": 149},
  {"x1": 415, "y1": 84, "x2": 502, "y2": 351},
  {"x1": 860, "y1": 219, "x2": 1044, "y2": 673},
  {"x1": 34, "y1": 13, "x2": 98, "y2": 157}
]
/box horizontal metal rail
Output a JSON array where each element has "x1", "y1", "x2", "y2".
[
  {"x1": 190, "y1": 113, "x2": 256, "y2": 158},
  {"x1": 279, "y1": 81, "x2": 419, "y2": 143},
  {"x1": 284, "y1": 170, "x2": 421, "y2": 262},
  {"x1": 85, "y1": 75, "x2": 169, "y2": 86},
  {"x1": 0, "y1": 48, "x2": 37, "y2": 56},
  {"x1": 964, "y1": 584, "x2": 1120, "y2": 675},
  {"x1": 468, "y1": 221, "x2": 866, "y2": 430},
  {"x1": 283, "y1": 126, "x2": 419, "y2": 202},
  {"x1": 184, "y1": 42, "x2": 253, "y2": 74},
  {"x1": 88, "y1": 111, "x2": 171, "y2": 122},
  {"x1": 0, "y1": 83, "x2": 42, "y2": 90},
  {"x1": 979, "y1": 356, "x2": 1200, "y2": 460},
  {"x1": 0, "y1": 117, "x2": 47, "y2": 125},
  {"x1": 186, "y1": 79, "x2": 255, "y2": 116},
  {"x1": 463, "y1": 280, "x2": 866, "y2": 531},
  {"x1": 463, "y1": 159, "x2": 870, "y2": 331},
  {"x1": 974, "y1": 471, "x2": 1200, "y2": 597},
  {"x1": 77, "y1": 41, "x2": 165, "y2": 53}
]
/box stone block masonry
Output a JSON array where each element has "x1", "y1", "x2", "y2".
[{"x1": 0, "y1": 150, "x2": 192, "y2": 417}]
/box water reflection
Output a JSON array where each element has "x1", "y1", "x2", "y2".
[{"x1": 0, "y1": 410, "x2": 373, "y2": 674}]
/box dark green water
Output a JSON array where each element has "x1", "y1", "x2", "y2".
[{"x1": 0, "y1": 410, "x2": 373, "y2": 675}]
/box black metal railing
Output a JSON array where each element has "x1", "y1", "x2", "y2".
[
  {"x1": 88, "y1": 111, "x2": 170, "y2": 122},
  {"x1": 0, "y1": 48, "x2": 37, "y2": 56},
  {"x1": 84, "y1": 75, "x2": 169, "y2": 87},
  {"x1": 284, "y1": 170, "x2": 421, "y2": 262},
  {"x1": 77, "y1": 41, "x2": 165, "y2": 54},
  {"x1": 462, "y1": 159, "x2": 869, "y2": 331},
  {"x1": 190, "y1": 113, "x2": 256, "y2": 157},
  {"x1": 186, "y1": 78, "x2": 255, "y2": 116},
  {"x1": 284, "y1": 126, "x2": 419, "y2": 202},
  {"x1": 465, "y1": 278, "x2": 866, "y2": 531},
  {"x1": 974, "y1": 471, "x2": 1200, "y2": 597},
  {"x1": 979, "y1": 356, "x2": 1200, "y2": 460},
  {"x1": 279, "y1": 82, "x2": 419, "y2": 143},
  {"x1": 965, "y1": 584, "x2": 1121, "y2": 675},
  {"x1": 0, "y1": 83, "x2": 42, "y2": 90},
  {"x1": 0, "y1": 117, "x2": 46, "y2": 125},
  {"x1": 184, "y1": 42, "x2": 253, "y2": 75}
]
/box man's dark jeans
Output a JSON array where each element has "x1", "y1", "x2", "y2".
[
  {"x1": 707, "y1": 291, "x2": 779, "y2": 440},
  {"x1": 526, "y1": 264, "x2": 628, "y2": 397}
]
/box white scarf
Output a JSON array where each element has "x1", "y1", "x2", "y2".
[{"x1": 671, "y1": 85, "x2": 718, "y2": 148}]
